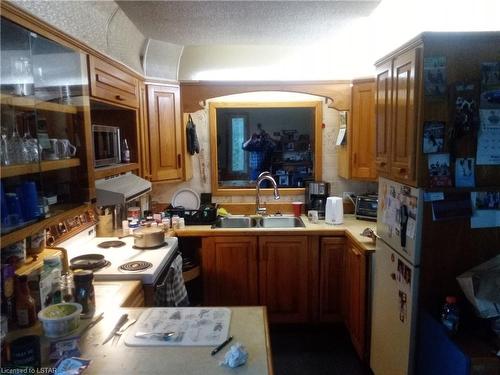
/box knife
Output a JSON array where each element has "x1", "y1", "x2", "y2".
[{"x1": 102, "y1": 313, "x2": 129, "y2": 345}]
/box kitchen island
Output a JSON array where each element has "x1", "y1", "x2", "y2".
[{"x1": 77, "y1": 306, "x2": 272, "y2": 375}]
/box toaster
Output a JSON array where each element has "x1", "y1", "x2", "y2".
[{"x1": 355, "y1": 194, "x2": 378, "y2": 221}]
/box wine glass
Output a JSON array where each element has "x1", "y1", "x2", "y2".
[{"x1": 0, "y1": 134, "x2": 10, "y2": 166}]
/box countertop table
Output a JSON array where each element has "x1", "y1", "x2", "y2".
[{"x1": 78, "y1": 306, "x2": 273, "y2": 375}]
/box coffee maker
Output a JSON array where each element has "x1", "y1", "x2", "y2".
[{"x1": 305, "y1": 181, "x2": 330, "y2": 219}]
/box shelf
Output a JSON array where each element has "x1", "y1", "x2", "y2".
[
  {"x1": 0, "y1": 93, "x2": 78, "y2": 114},
  {"x1": 14, "y1": 248, "x2": 63, "y2": 276},
  {"x1": 0, "y1": 204, "x2": 89, "y2": 249},
  {"x1": 94, "y1": 162, "x2": 140, "y2": 180},
  {"x1": 1, "y1": 158, "x2": 81, "y2": 179}
]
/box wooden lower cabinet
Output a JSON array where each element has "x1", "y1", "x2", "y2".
[
  {"x1": 258, "y1": 236, "x2": 312, "y2": 323},
  {"x1": 319, "y1": 237, "x2": 345, "y2": 322},
  {"x1": 201, "y1": 236, "x2": 258, "y2": 306},
  {"x1": 343, "y1": 238, "x2": 369, "y2": 360}
]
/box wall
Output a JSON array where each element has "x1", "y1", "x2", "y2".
[
  {"x1": 151, "y1": 92, "x2": 376, "y2": 206},
  {"x1": 12, "y1": 0, "x2": 146, "y2": 74}
]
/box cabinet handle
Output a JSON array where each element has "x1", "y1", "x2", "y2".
[
  {"x1": 390, "y1": 273, "x2": 396, "y2": 280},
  {"x1": 177, "y1": 154, "x2": 181, "y2": 168},
  {"x1": 115, "y1": 95, "x2": 125, "y2": 101},
  {"x1": 378, "y1": 161, "x2": 386, "y2": 167},
  {"x1": 398, "y1": 167, "x2": 406, "y2": 174},
  {"x1": 353, "y1": 152, "x2": 357, "y2": 165},
  {"x1": 350, "y1": 247, "x2": 361, "y2": 257}
]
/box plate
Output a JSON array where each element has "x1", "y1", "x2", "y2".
[{"x1": 171, "y1": 188, "x2": 200, "y2": 210}]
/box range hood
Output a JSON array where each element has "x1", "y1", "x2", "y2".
[{"x1": 95, "y1": 173, "x2": 152, "y2": 206}]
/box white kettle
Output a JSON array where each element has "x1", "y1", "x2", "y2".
[{"x1": 325, "y1": 196, "x2": 343, "y2": 225}]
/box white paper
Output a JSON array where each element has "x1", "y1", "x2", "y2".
[
  {"x1": 406, "y1": 217, "x2": 416, "y2": 239},
  {"x1": 476, "y1": 109, "x2": 500, "y2": 165},
  {"x1": 424, "y1": 192, "x2": 445, "y2": 202},
  {"x1": 336, "y1": 127, "x2": 346, "y2": 146}
]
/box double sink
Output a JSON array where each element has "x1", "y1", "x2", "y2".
[{"x1": 213, "y1": 215, "x2": 305, "y2": 229}]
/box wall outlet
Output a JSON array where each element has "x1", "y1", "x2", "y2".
[{"x1": 342, "y1": 192, "x2": 355, "y2": 201}]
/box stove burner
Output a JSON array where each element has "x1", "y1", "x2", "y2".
[
  {"x1": 70, "y1": 254, "x2": 111, "y2": 271},
  {"x1": 119, "y1": 261, "x2": 153, "y2": 272},
  {"x1": 98, "y1": 240, "x2": 126, "y2": 249}
]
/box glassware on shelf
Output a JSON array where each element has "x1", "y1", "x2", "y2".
[
  {"x1": 7, "y1": 125, "x2": 30, "y2": 165},
  {"x1": 22, "y1": 130, "x2": 41, "y2": 163},
  {"x1": 12, "y1": 57, "x2": 33, "y2": 97},
  {"x1": 0, "y1": 134, "x2": 10, "y2": 166},
  {"x1": 58, "y1": 139, "x2": 76, "y2": 159}
]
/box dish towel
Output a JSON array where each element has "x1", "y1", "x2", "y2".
[{"x1": 154, "y1": 254, "x2": 189, "y2": 307}]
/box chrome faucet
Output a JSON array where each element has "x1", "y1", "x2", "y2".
[{"x1": 256, "y1": 171, "x2": 280, "y2": 215}]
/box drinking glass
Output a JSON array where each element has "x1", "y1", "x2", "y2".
[
  {"x1": 23, "y1": 130, "x2": 41, "y2": 163},
  {"x1": 0, "y1": 134, "x2": 10, "y2": 166},
  {"x1": 7, "y1": 125, "x2": 29, "y2": 164}
]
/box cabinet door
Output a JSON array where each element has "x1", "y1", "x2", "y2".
[
  {"x1": 259, "y1": 236, "x2": 310, "y2": 323},
  {"x1": 375, "y1": 59, "x2": 392, "y2": 175},
  {"x1": 201, "y1": 237, "x2": 258, "y2": 306},
  {"x1": 319, "y1": 237, "x2": 345, "y2": 322},
  {"x1": 88, "y1": 55, "x2": 139, "y2": 108},
  {"x1": 390, "y1": 48, "x2": 420, "y2": 184},
  {"x1": 351, "y1": 81, "x2": 377, "y2": 180},
  {"x1": 344, "y1": 240, "x2": 368, "y2": 360},
  {"x1": 147, "y1": 85, "x2": 183, "y2": 182},
  {"x1": 138, "y1": 83, "x2": 151, "y2": 180}
]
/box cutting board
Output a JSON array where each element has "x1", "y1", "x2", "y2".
[{"x1": 124, "y1": 307, "x2": 231, "y2": 347}]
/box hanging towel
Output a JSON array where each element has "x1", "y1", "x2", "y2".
[
  {"x1": 154, "y1": 253, "x2": 189, "y2": 307},
  {"x1": 186, "y1": 115, "x2": 200, "y2": 155}
]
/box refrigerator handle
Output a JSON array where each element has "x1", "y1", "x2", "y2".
[{"x1": 400, "y1": 205, "x2": 409, "y2": 248}]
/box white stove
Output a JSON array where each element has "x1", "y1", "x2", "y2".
[{"x1": 59, "y1": 227, "x2": 178, "y2": 285}]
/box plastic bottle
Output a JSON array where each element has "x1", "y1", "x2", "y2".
[
  {"x1": 441, "y1": 296, "x2": 460, "y2": 334},
  {"x1": 121, "y1": 139, "x2": 130, "y2": 163}
]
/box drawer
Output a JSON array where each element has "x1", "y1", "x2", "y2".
[{"x1": 88, "y1": 55, "x2": 139, "y2": 108}]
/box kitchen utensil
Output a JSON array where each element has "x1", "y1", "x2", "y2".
[
  {"x1": 172, "y1": 188, "x2": 200, "y2": 210},
  {"x1": 80, "y1": 312, "x2": 104, "y2": 335},
  {"x1": 70, "y1": 254, "x2": 106, "y2": 270},
  {"x1": 102, "y1": 313, "x2": 128, "y2": 344},
  {"x1": 134, "y1": 331, "x2": 175, "y2": 340},
  {"x1": 113, "y1": 318, "x2": 136, "y2": 344},
  {"x1": 325, "y1": 196, "x2": 343, "y2": 225},
  {"x1": 119, "y1": 226, "x2": 165, "y2": 248}
]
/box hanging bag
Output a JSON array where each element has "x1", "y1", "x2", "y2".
[{"x1": 186, "y1": 115, "x2": 200, "y2": 155}]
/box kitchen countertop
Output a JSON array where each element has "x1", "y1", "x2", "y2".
[
  {"x1": 174, "y1": 214, "x2": 377, "y2": 253},
  {"x1": 78, "y1": 306, "x2": 273, "y2": 375}
]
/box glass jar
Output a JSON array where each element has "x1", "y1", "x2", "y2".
[
  {"x1": 60, "y1": 273, "x2": 74, "y2": 303},
  {"x1": 73, "y1": 270, "x2": 95, "y2": 318},
  {"x1": 15, "y1": 275, "x2": 36, "y2": 328}
]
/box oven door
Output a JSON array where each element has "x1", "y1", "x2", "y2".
[{"x1": 143, "y1": 252, "x2": 189, "y2": 307}]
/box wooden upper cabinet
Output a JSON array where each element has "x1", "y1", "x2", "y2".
[
  {"x1": 390, "y1": 48, "x2": 420, "y2": 185},
  {"x1": 351, "y1": 80, "x2": 377, "y2": 180},
  {"x1": 319, "y1": 237, "x2": 345, "y2": 322},
  {"x1": 146, "y1": 84, "x2": 183, "y2": 182},
  {"x1": 88, "y1": 56, "x2": 139, "y2": 108},
  {"x1": 258, "y1": 236, "x2": 310, "y2": 323},
  {"x1": 201, "y1": 237, "x2": 258, "y2": 306},
  {"x1": 375, "y1": 59, "x2": 392, "y2": 175}
]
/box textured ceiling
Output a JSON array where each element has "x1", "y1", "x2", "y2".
[{"x1": 117, "y1": 1, "x2": 381, "y2": 45}]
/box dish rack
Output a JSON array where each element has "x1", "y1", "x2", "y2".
[{"x1": 164, "y1": 204, "x2": 217, "y2": 225}]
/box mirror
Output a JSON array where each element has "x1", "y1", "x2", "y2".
[{"x1": 209, "y1": 101, "x2": 323, "y2": 195}]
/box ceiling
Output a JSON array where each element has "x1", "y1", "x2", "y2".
[{"x1": 117, "y1": 1, "x2": 381, "y2": 46}]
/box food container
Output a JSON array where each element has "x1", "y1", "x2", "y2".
[
  {"x1": 38, "y1": 302, "x2": 82, "y2": 338},
  {"x1": 119, "y1": 226, "x2": 165, "y2": 248},
  {"x1": 127, "y1": 206, "x2": 141, "y2": 219}
]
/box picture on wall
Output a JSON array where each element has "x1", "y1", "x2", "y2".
[
  {"x1": 455, "y1": 157, "x2": 475, "y2": 188},
  {"x1": 428, "y1": 153, "x2": 452, "y2": 187},
  {"x1": 422, "y1": 121, "x2": 445, "y2": 153},
  {"x1": 424, "y1": 56, "x2": 447, "y2": 96}
]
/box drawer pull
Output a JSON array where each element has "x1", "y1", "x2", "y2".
[
  {"x1": 378, "y1": 161, "x2": 386, "y2": 166},
  {"x1": 115, "y1": 95, "x2": 125, "y2": 101},
  {"x1": 398, "y1": 167, "x2": 406, "y2": 174}
]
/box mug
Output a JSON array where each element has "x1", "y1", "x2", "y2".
[
  {"x1": 308, "y1": 210, "x2": 319, "y2": 224},
  {"x1": 43, "y1": 138, "x2": 59, "y2": 160},
  {"x1": 58, "y1": 139, "x2": 76, "y2": 159}
]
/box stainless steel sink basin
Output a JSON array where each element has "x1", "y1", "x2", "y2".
[
  {"x1": 259, "y1": 216, "x2": 305, "y2": 228},
  {"x1": 212, "y1": 216, "x2": 258, "y2": 228}
]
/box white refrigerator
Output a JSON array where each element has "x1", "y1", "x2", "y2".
[{"x1": 370, "y1": 177, "x2": 424, "y2": 375}]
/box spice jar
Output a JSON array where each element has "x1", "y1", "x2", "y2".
[{"x1": 73, "y1": 270, "x2": 95, "y2": 318}]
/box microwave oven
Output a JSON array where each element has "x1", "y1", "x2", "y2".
[{"x1": 92, "y1": 124, "x2": 121, "y2": 167}]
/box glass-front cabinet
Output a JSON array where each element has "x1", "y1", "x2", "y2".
[{"x1": 0, "y1": 17, "x2": 92, "y2": 248}]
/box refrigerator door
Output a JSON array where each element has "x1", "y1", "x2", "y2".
[
  {"x1": 370, "y1": 240, "x2": 420, "y2": 375},
  {"x1": 377, "y1": 177, "x2": 424, "y2": 265}
]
